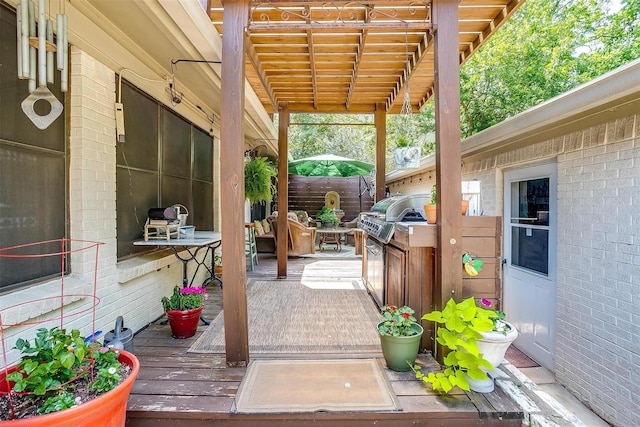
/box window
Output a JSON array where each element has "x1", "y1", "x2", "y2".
[
  {"x1": 0, "y1": 3, "x2": 67, "y2": 290},
  {"x1": 509, "y1": 177, "x2": 550, "y2": 275},
  {"x1": 116, "y1": 81, "x2": 214, "y2": 258}
]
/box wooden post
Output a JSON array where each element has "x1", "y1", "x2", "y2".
[
  {"x1": 374, "y1": 103, "x2": 386, "y2": 202},
  {"x1": 433, "y1": 0, "x2": 462, "y2": 313},
  {"x1": 221, "y1": 0, "x2": 249, "y2": 367},
  {"x1": 277, "y1": 102, "x2": 289, "y2": 278}
]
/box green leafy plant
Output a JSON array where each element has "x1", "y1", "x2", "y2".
[
  {"x1": 378, "y1": 305, "x2": 420, "y2": 337},
  {"x1": 6, "y1": 327, "x2": 127, "y2": 415},
  {"x1": 412, "y1": 297, "x2": 500, "y2": 393},
  {"x1": 429, "y1": 185, "x2": 437, "y2": 205},
  {"x1": 395, "y1": 134, "x2": 410, "y2": 148},
  {"x1": 214, "y1": 253, "x2": 222, "y2": 267},
  {"x1": 479, "y1": 297, "x2": 509, "y2": 335},
  {"x1": 316, "y1": 206, "x2": 339, "y2": 226},
  {"x1": 161, "y1": 286, "x2": 208, "y2": 311},
  {"x1": 244, "y1": 156, "x2": 277, "y2": 204}
]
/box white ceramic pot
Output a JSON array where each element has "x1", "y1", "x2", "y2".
[{"x1": 477, "y1": 321, "x2": 518, "y2": 369}]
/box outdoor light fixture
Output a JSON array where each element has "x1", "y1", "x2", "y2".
[{"x1": 16, "y1": 0, "x2": 68, "y2": 130}]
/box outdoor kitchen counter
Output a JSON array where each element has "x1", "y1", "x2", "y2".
[{"x1": 393, "y1": 221, "x2": 437, "y2": 247}]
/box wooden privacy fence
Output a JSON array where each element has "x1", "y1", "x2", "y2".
[{"x1": 287, "y1": 174, "x2": 375, "y2": 221}]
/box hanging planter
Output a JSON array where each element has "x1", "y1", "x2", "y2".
[
  {"x1": 393, "y1": 146, "x2": 421, "y2": 169},
  {"x1": 244, "y1": 156, "x2": 277, "y2": 204}
]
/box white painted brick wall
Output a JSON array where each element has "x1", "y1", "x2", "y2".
[
  {"x1": 1, "y1": 48, "x2": 196, "y2": 368},
  {"x1": 388, "y1": 112, "x2": 639, "y2": 426},
  {"x1": 556, "y1": 114, "x2": 640, "y2": 427}
]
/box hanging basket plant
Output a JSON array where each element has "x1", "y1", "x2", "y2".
[
  {"x1": 392, "y1": 128, "x2": 421, "y2": 169},
  {"x1": 244, "y1": 156, "x2": 277, "y2": 204}
]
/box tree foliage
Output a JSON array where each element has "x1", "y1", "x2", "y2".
[{"x1": 459, "y1": 0, "x2": 639, "y2": 137}]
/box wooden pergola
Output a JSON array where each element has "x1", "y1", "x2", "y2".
[{"x1": 214, "y1": 0, "x2": 524, "y2": 366}]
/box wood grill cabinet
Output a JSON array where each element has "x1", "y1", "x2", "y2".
[
  {"x1": 384, "y1": 245, "x2": 405, "y2": 307},
  {"x1": 385, "y1": 238, "x2": 435, "y2": 352},
  {"x1": 384, "y1": 216, "x2": 501, "y2": 354}
]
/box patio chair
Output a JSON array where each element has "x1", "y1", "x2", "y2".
[{"x1": 268, "y1": 216, "x2": 317, "y2": 257}]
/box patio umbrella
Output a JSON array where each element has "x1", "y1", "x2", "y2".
[{"x1": 288, "y1": 154, "x2": 374, "y2": 177}]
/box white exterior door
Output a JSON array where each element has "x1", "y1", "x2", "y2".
[{"x1": 503, "y1": 163, "x2": 557, "y2": 370}]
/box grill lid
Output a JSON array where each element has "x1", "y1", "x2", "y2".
[
  {"x1": 362, "y1": 194, "x2": 429, "y2": 243},
  {"x1": 370, "y1": 194, "x2": 430, "y2": 222}
]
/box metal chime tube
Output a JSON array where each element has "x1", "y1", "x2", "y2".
[
  {"x1": 20, "y1": 0, "x2": 30, "y2": 79},
  {"x1": 28, "y1": 0, "x2": 36, "y2": 93},
  {"x1": 60, "y1": 14, "x2": 68, "y2": 92},
  {"x1": 46, "y1": 19, "x2": 54, "y2": 83},
  {"x1": 16, "y1": 4, "x2": 23, "y2": 77},
  {"x1": 56, "y1": 12, "x2": 63, "y2": 69},
  {"x1": 38, "y1": 0, "x2": 46, "y2": 87}
]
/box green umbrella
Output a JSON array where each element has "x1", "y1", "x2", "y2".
[{"x1": 288, "y1": 154, "x2": 374, "y2": 177}]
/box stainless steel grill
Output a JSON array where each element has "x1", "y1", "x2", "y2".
[{"x1": 360, "y1": 194, "x2": 429, "y2": 243}]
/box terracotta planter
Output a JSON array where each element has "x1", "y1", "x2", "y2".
[
  {"x1": 214, "y1": 266, "x2": 222, "y2": 276},
  {"x1": 423, "y1": 201, "x2": 470, "y2": 224},
  {"x1": 461, "y1": 200, "x2": 469, "y2": 215},
  {"x1": 424, "y1": 204, "x2": 437, "y2": 224},
  {"x1": 0, "y1": 350, "x2": 139, "y2": 426},
  {"x1": 378, "y1": 322, "x2": 423, "y2": 372},
  {"x1": 166, "y1": 306, "x2": 203, "y2": 339}
]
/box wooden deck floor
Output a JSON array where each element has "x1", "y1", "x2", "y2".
[{"x1": 125, "y1": 253, "x2": 523, "y2": 426}]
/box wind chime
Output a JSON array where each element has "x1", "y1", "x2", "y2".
[{"x1": 16, "y1": 0, "x2": 68, "y2": 130}]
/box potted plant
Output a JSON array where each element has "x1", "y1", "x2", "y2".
[
  {"x1": 244, "y1": 156, "x2": 277, "y2": 204},
  {"x1": 424, "y1": 185, "x2": 438, "y2": 224},
  {"x1": 393, "y1": 135, "x2": 421, "y2": 169},
  {"x1": 316, "y1": 206, "x2": 339, "y2": 228},
  {"x1": 213, "y1": 252, "x2": 222, "y2": 276},
  {"x1": 423, "y1": 185, "x2": 469, "y2": 224},
  {"x1": 377, "y1": 305, "x2": 424, "y2": 372},
  {"x1": 0, "y1": 327, "x2": 139, "y2": 425},
  {"x1": 413, "y1": 297, "x2": 516, "y2": 393},
  {"x1": 475, "y1": 298, "x2": 519, "y2": 373},
  {"x1": 161, "y1": 286, "x2": 208, "y2": 339}
]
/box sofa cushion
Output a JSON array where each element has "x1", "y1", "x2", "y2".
[{"x1": 254, "y1": 220, "x2": 265, "y2": 235}]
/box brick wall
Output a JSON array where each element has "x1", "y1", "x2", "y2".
[
  {"x1": 387, "y1": 111, "x2": 640, "y2": 426},
  {"x1": 554, "y1": 115, "x2": 640, "y2": 426}
]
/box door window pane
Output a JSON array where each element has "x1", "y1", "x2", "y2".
[
  {"x1": 511, "y1": 227, "x2": 549, "y2": 275},
  {"x1": 510, "y1": 177, "x2": 550, "y2": 275}
]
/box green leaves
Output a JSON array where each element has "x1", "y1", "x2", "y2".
[
  {"x1": 459, "y1": 0, "x2": 639, "y2": 138},
  {"x1": 244, "y1": 156, "x2": 277, "y2": 204},
  {"x1": 415, "y1": 297, "x2": 501, "y2": 393},
  {"x1": 8, "y1": 326, "x2": 126, "y2": 411}
]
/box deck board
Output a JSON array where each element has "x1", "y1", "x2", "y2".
[{"x1": 125, "y1": 253, "x2": 523, "y2": 426}]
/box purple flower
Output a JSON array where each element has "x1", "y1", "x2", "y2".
[{"x1": 481, "y1": 298, "x2": 492, "y2": 307}]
